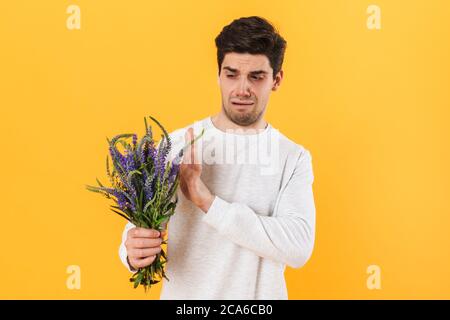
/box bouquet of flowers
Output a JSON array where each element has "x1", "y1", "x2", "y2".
[{"x1": 86, "y1": 116, "x2": 204, "y2": 291}]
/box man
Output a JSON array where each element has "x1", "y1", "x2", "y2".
[{"x1": 119, "y1": 16, "x2": 316, "y2": 299}]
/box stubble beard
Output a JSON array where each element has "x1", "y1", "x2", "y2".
[{"x1": 222, "y1": 100, "x2": 265, "y2": 127}]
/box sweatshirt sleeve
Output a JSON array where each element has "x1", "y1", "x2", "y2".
[
  {"x1": 202, "y1": 149, "x2": 316, "y2": 269},
  {"x1": 118, "y1": 221, "x2": 137, "y2": 272}
]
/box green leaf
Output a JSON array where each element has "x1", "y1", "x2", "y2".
[
  {"x1": 133, "y1": 271, "x2": 144, "y2": 288},
  {"x1": 110, "y1": 208, "x2": 131, "y2": 222},
  {"x1": 143, "y1": 195, "x2": 157, "y2": 213},
  {"x1": 110, "y1": 133, "x2": 135, "y2": 144},
  {"x1": 149, "y1": 116, "x2": 170, "y2": 144},
  {"x1": 140, "y1": 213, "x2": 153, "y2": 227},
  {"x1": 144, "y1": 117, "x2": 149, "y2": 134},
  {"x1": 96, "y1": 178, "x2": 104, "y2": 188},
  {"x1": 156, "y1": 215, "x2": 170, "y2": 225},
  {"x1": 85, "y1": 184, "x2": 102, "y2": 193},
  {"x1": 85, "y1": 185, "x2": 111, "y2": 197},
  {"x1": 127, "y1": 170, "x2": 142, "y2": 181},
  {"x1": 139, "y1": 188, "x2": 144, "y2": 210}
]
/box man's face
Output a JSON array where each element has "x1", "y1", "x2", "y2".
[{"x1": 218, "y1": 52, "x2": 282, "y2": 126}]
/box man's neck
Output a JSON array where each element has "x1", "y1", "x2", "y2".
[{"x1": 211, "y1": 112, "x2": 268, "y2": 134}]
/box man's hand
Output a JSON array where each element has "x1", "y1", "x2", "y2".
[
  {"x1": 179, "y1": 127, "x2": 215, "y2": 213},
  {"x1": 125, "y1": 227, "x2": 167, "y2": 270}
]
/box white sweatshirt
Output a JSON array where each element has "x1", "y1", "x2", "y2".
[{"x1": 119, "y1": 116, "x2": 316, "y2": 299}]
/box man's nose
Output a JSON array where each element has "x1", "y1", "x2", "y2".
[{"x1": 235, "y1": 78, "x2": 252, "y2": 97}]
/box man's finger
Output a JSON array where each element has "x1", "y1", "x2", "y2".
[
  {"x1": 190, "y1": 128, "x2": 196, "y2": 165},
  {"x1": 129, "y1": 247, "x2": 162, "y2": 259},
  {"x1": 184, "y1": 127, "x2": 194, "y2": 164},
  {"x1": 130, "y1": 256, "x2": 155, "y2": 269},
  {"x1": 131, "y1": 238, "x2": 162, "y2": 248},
  {"x1": 129, "y1": 227, "x2": 160, "y2": 238}
]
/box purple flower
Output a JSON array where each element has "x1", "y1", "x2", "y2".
[
  {"x1": 143, "y1": 174, "x2": 155, "y2": 202},
  {"x1": 109, "y1": 146, "x2": 127, "y2": 173},
  {"x1": 168, "y1": 163, "x2": 179, "y2": 184},
  {"x1": 155, "y1": 140, "x2": 171, "y2": 179},
  {"x1": 102, "y1": 187, "x2": 135, "y2": 212},
  {"x1": 114, "y1": 191, "x2": 128, "y2": 210},
  {"x1": 139, "y1": 139, "x2": 157, "y2": 167},
  {"x1": 124, "y1": 152, "x2": 136, "y2": 171},
  {"x1": 132, "y1": 134, "x2": 137, "y2": 148}
]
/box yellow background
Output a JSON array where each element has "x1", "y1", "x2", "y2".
[{"x1": 1, "y1": 0, "x2": 449, "y2": 299}]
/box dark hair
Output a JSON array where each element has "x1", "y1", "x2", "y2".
[{"x1": 215, "y1": 16, "x2": 287, "y2": 79}]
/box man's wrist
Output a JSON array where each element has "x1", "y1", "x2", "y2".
[
  {"x1": 189, "y1": 179, "x2": 215, "y2": 213},
  {"x1": 197, "y1": 193, "x2": 215, "y2": 213}
]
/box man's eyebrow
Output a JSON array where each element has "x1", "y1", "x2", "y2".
[
  {"x1": 248, "y1": 70, "x2": 268, "y2": 75},
  {"x1": 223, "y1": 66, "x2": 268, "y2": 75},
  {"x1": 223, "y1": 66, "x2": 238, "y2": 73}
]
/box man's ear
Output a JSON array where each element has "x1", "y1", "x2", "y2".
[{"x1": 272, "y1": 70, "x2": 284, "y2": 91}]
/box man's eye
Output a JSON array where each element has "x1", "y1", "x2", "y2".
[
  {"x1": 251, "y1": 75, "x2": 263, "y2": 80},
  {"x1": 226, "y1": 74, "x2": 236, "y2": 78}
]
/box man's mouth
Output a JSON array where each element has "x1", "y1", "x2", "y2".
[{"x1": 231, "y1": 101, "x2": 254, "y2": 106}]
